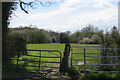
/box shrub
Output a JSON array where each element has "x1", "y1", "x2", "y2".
[
  {"x1": 67, "y1": 67, "x2": 80, "y2": 80},
  {"x1": 98, "y1": 27, "x2": 120, "y2": 71},
  {"x1": 25, "y1": 29, "x2": 52, "y2": 43},
  {"x1": 81, "y1": 72, "x2": 97, "y2": 80},
  {"x1": 80, "y1": 37, "x2": 93, "y2": 44},
  {"x1": 60, "y1": 32, "x2": 70, "y2": 43},
  {"x1": 91, "y1": 34, "x2": 100, "y2": 44},
  {"x1": 3, "y1": 31, "x2": 27, "y2": 60},
  {"x1": 81, "y1": 72, "x2": 115, "y2": 80},
  {"x1": 34, "y1": 29, "x2": 52, "y2": 43},
  {"x1": 114, "y1": 72, "x2": 120, "y2": 80}
]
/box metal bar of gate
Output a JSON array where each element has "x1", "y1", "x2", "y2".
[
  {"x1": 97, "y1": 49, "x2": 99, "y2": 70},
  {"x1": 116, "y1": 48, "x2": 118, "y2": 72},
  {"x1": 38, "y1": 51, "x2": 41, "y2": 74},
  {"x1": 71, "y1": 49, "x2": 73, "y2": 68},
  {"x1": 9, "y1": 50, "x2": 62, "y2": 73},
  {"x1": 84, "y1": 48, "x2": 86, "y2": 73}
]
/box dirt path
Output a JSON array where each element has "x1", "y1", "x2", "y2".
[
  {"x1": 2, "y1": 65, "x2": 71, "y2": 80},
  {"x1": 2, "y1": 72, "x2": 71, "y2": 80}
]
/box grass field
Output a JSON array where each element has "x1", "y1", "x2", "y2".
[
  {"x1": 10, "y1": 43, "x2": 100, "y2": 73},
  {"x1": 27, "y1": 43, "x2": 99, "y2": 51},
  {"x1": 27, "y1": 43, "x2": 65, "y2": 52}
]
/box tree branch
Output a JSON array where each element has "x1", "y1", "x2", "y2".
[
  {"x1": 19, "y1": 0, "x2": 62, "y2": 14},
  {"x1": 20, "y1": 2, "x2": 28, "y2": 14}
]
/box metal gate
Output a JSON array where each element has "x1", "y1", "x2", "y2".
[
  {"x1": 71, "y1": 46, "x2": 120, "y2": 73},
  {"x1": 10, "y1": 50, "x2": 62, "y2": 74}
]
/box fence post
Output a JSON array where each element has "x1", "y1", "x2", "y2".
[
  {"x1": 84, "y1": 48, "x2": 86, "y2": 73},
  {"x1": 60, "y1": 43, "x2": 70, "y2": 73},
  {"x1": 38, "y1": 51, "x2": 41, "y2": 74},
  {"x1": 116, "y1": 48, "x2": 118, "y2": 72},
  {"x1": 97, "y1": 49, "x2": 99, "y2": 70},
  {"x1": 71, "y1": 48, "x2": 73, "y2": 68}
]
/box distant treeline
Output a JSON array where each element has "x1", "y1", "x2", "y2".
[
  {"x1": 5, "y1": 25, "x2": 120, "y2": 61},
  {"x1": 8, "y1": 24, "x2": 119, "y2": 44}
]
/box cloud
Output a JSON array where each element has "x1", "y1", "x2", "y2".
[
  {"x1": 10, "y1": 0, "x2": 118, "y2": 32},
  {"x1": 27, "y1": 0, "x2": 117, "y2": 20},
  {"x1": 26, "y1": 0, "x2": 84, "y2": 20},
  {"x1": 92, "y1": 0, "x2": 114, "y2": 8},
  {"x1": 59, "y1": 0, "x2": 83, "y2": 8}
]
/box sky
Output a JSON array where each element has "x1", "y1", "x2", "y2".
[{"x1": 9, "y1": 0, "x2": 119, "y2": 32}]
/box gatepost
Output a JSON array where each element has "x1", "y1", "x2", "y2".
[{"x1": 60, "y1": 43, "x2": 70, "y2": 73}]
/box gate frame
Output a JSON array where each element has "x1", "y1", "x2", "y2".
[
  {"x1": 70, "y1": 46, "x2": 120, "y2": 73},
  {"x1": 10, "y1": 49, "x2": 62, "y2": 74}
]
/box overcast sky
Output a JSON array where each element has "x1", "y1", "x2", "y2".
[{"x1": 9, "y1": 0, "x2": 119, "y2": 32}]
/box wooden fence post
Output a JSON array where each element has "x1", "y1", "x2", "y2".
[{"x1": 60, "y1": 43, "x2": 70, "y2": 73}]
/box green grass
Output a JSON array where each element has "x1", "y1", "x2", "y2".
[
  {"x1": 70, "y1": 44, "x2": 100, "y2": 70},
  {"x1": 27, "y1": 43, "x2": 65, "y2": 52},
  {"x1": 10, "y1": 43, "x2": 100, "y2": 73}
]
